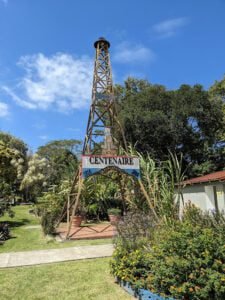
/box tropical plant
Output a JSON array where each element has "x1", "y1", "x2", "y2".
[
  {"x1": 107, "y1": 208, "x2": 121, "y2": 216},
  {"x1": 123, "y1": 146, "x2": 186, "y2": 223},
  {"x1": 38, "y1": 189, "x2": 65, "y2": 235},
  {"x1": 80, "y1": 175, "x2": 123, "y2": 221}
]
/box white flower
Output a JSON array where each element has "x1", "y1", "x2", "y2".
[{"x1": 18, "y1": 158, "x2": 24, "y2": 164}]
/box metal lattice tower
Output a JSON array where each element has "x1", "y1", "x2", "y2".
[
  {"x1": 59, "y1": 38, "x2": 131, "y2": 238},
  {"x1": 83, "y1": 37, "x2": 125, "y2": 155}
]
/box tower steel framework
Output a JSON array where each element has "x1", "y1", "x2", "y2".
[
  {"x1": 83, "y1": 37, "x2": 127, "y2": 155},
  {"x1": 59, "y1": 38, "x2": 155, "y2": 238}
]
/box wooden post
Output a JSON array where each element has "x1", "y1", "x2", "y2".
[
  {"x1": 67, "y1": 194, "x2": 70, "y2": 230},
  {"x1": 138, "y1": 179, "x2": 159, "y2": 222},
  {"x1": 66, "y1": 168, "x2": 83, "y2": 239}
]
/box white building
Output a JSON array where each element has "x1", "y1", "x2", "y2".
[{"x1": 180, "y1": 170, "x2": 225, "y2": 213}]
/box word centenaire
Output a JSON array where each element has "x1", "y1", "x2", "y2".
[{"x1": 88, "y1": 156, "x2": 134, "y2": 166}]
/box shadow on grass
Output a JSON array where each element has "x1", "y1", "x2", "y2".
[{"x1": 1, "y1": 219, "x2": 30, "y2": 228}]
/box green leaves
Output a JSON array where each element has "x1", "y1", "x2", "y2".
[
  {"x1": 37, "y1": 139, "x2": 80, "y2": 187},
  {"x1": 116, "y1": 78, "x2": 225, "y2": 177},
  {"x1": 146, "y1": 223, "x2": 225, "y2": 299},
  {"x1": 0, "y1": 133, "x2": 28, "y2": 211},
  {"x1": 111, "y1": 210, "x2": 225, "y2": 299},
  {"x1": 129, "y1": 148, "x2": 184, "y2": 223}
]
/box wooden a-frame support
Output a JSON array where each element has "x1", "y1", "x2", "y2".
[{"x1": 62, "y1": 166, "x2": 159, "y2": 239}]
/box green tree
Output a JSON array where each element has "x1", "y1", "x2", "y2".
[
  {"x1": 115, "y1": 78, "x2": 225, "y2": 177},
  {"x1": 209, "y1": 75, "x2": 225, "y2": 140},
  {"x1": 20, "y1": 154, "x2": 50, "y2": 201},
  {"x1": 20, "y1": 139, "x2": 81, "y2": 202},
  {"x1": 0, "y1": 132, "x2": 28, "y2": 215},
  {"x1": 0, "y1": 132, "x2": 27, "y2": 197},
  {"x1": 37, "y1": 139, "x2": 81, "y2": 185}
]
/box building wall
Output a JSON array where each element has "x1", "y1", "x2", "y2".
[
  {"x1": 180, "y1": 185, "x2": 207, "y2": 211},
  {"x1": 179, "y1": 182, "x2": 225, "y2": 213},
  {"x1": 216, "y1": 184, "x2": 225, "y2": 212},
  {"x1": 204, "y1": 186, "x2": 215, "y2": 211}
]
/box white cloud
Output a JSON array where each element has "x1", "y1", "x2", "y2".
[
  {"x1": 153, "y1": 17, "x2": 188, "y2": 38},
  {"x1": 2, "y1": 86, "x2": 37, "y2": 109},
  {"x1": 39, "y1": 135, "x2": 48, "y2": 140},
  {"x1": 3, "y1": 53, "x2": 93, "y2": 112},
  {"x1": 0, "y1": 101, "x2": 9, "y2": 117},
  {"x1": 113, "y1": 42, "x2": 155, "y2": 64}
]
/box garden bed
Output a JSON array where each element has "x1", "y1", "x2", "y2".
[
  {"x1": 118, "y1": 279, "x2": 174, "y2": 300},
  {"x1": 110, "y1": 208, "x2": 225, "y2": 300}
]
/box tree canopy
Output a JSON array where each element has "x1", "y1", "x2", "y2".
[
  {"x1": 115, "y1": 78, "x2": 225, "y2": 176},
  {"x1": 0, "y1": 133, "x2": 81, "y2": 206},
  {"x1": 0, "y1": 132, "x2": 28, "y2": 197},
  {"x1": 37, "y1": 139, "x2": 81, "y2": 185}
]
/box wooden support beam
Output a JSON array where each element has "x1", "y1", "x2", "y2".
[
  {"x1": 66, "y1": 167, "x2": 84, "y2": 239},
  {"x1": 138, "y1": 179, "x2": 159, "y2": 222}
]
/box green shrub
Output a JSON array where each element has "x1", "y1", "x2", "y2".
[
  {"x1": 37, "y1": 192, "x2": 64, "y2": 235},
  {"x1": 41, "y1": 210, "x2": 59, "y2": 235},
  {"x1": 111, "y1": 207, "x2": 225, "y2": 299},
  {"x1": 107, "y1": 208, "x2": 121, "y2": 216},
  {"x1": 110, "y1": 242, "x2": 151, "y2": 290},
  {"x1": 0, "y1": 222, "x2": 10, "y2": 242},
  {"x1": 110, "y1": 210, "x2": 156, "y2": 290},
  {"x1": 146, "y1": 222, "x2": 225, "y2": 300},
  {"x1": 183, "y1": 202, "x2": 225, "y2": 233},
  {"x1": 115, "y1": 210, "x2": 156, "y2": 250}
]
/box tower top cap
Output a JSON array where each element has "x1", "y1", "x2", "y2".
[{"x1": 94, "y1": 37, "x2": 110, "y2": 49}]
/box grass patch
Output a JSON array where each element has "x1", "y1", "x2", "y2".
[
  {"x1": 0, "y1": 258, "x2": 132, "y2": 300},
  {"x1": 0, "y1": 205, "x2": 112, "y2": 253}
]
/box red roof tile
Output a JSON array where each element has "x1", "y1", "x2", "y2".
[{"x1": 183, "y1": 170, "x2": 225, "y2": 185}]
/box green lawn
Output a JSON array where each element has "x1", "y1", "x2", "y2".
[
  {"x1": 0, "y1": 258, "x2": 132, "y2": 300},
  {"x1": 0, "y1": 205, "x2": 112, "y2": 253}
]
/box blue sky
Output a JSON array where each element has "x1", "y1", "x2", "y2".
[{"x1": 0, "y1": 0, "x2": 225, "y2": 151}]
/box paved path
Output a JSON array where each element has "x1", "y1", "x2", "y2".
[
  {"x1": 0, "y1": 244, "x2": 114, "y2": 268},
  {"x1": 24, "y1": 225, "x2": 41, "y2": 229}
]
